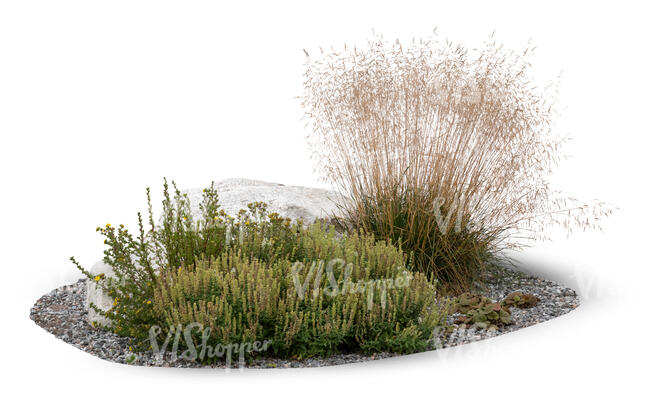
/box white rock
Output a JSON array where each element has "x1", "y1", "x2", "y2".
[
  {"x1": 86, "y1": 178, "x2": 338, "y2": 326},
  {"x1": 86, "y1": 260, "x2": 116, "y2": 327},
  {"x1": 183, "y1": 178, "x2": 338, "y2": 222}
]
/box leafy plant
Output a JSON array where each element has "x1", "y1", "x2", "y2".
[
  {"x1": 154, "y1": 233, "x2": 443, "y2": 360},
  {"x1": 450, "y1": 293, "x2": 492, "y2": 314},
  {"x1": 450, "y1": 293, "x2": 512, "y2": 330},
  {"x1": 72, "y1": 180, "x2": 447, "y2": 362},
  {"x1": 73, "y1": 180, "x2": 227, "y2": 342},
  {"x1": 502, "y1": 292, "x2": 539, "y2": 308}
]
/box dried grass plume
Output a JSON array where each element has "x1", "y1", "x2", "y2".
[{"x1": 301, "y1": 31, "x2": 611, "y2": 291}]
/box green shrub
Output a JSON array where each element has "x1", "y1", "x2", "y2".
[{"x1": 72, "y1": 180, "x2": 446, "y2": 363}]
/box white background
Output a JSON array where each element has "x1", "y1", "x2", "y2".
[{"x1": 1, "y1": 1, "x2": 648, "y2": 396}]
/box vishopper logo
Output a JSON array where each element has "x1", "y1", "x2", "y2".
[
  {"x1": 290, "y1": 258, "x2": 414, "y2": 309},
  {"x1": 147, "y1": 323, "x2": 271, "y2": 369},
  {"x1": 430, "y1": 325, "x2": 500, "y2": 361},
  {"x1": 570, "y1": 263, "x2": 611, "y2": 300}
]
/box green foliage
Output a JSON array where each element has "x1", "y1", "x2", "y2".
[
  {"x1": 154, "y1": 231, "x2": 442, "y2": 360},
  {"x1": 502, "y1": 292, "x2": 539, "y2": 308},
  {"x1": 73, "y1": 180, "x2": 446, "y2": 362},
  {"x1": 449, "y1": 292, "x2": 492, "y2": 314},
  {"x1": 450, "y1": 293, "x2": 512, "y2": 331},
  {"x1": 449, "y1": 291, "x2": 538, "y2": 331}
]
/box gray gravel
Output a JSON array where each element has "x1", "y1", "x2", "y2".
[
  {"x1": 433, "y1": 263, "x2": 579, "y2": 349},
  {"x1": 30, "y1": 263, "x2": 579, "y2": 368}
]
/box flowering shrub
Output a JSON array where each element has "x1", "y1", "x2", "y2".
[{"x1": 72, "y1": 180, "x2": 446, "y2": 362}]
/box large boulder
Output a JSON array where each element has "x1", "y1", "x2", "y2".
[
  {"x1": 184, "y1": 178, "x2": 337, "y2": 222},
  {"x1": 86, "y1": 178, "x2": 338, "y2": 326}
]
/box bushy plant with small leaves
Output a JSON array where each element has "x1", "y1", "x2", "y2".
[
  {"x1": 72, "y1": 180, "x2": 446, "y2": 361},
  {"x1": 155, "y1": 228, "x2": 444, "y2": 359},
  {"x1": 72, "y1": 180, "x2": 227, "y2": 342}
]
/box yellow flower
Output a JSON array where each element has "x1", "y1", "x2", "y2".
[
  {"x1": 146, "y1": 300, "x2": 152, "y2": 305},
  {"x1": 129, "y1": 346, "x2": 133, "y2": 352},
  {"x1": 94, "y1": 275, "x2": 101, "y2": 281},
  {"x1": 106, "y1": 223, "x2": 111, "y2": 228}
]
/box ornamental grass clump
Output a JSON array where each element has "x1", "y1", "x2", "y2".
[
  {"x1": 72, "y1": 180, "x2": 446, "y2": 362},
  {"x1": 301, "y1": 32, "x2": 611, "y2": 293}
]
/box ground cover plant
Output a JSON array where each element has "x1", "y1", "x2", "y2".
[
  {"x1": 72, "y1": 180, "x2": 446, "y2": 363},
  {"x1": 302, "y1": 32, "x2": 610, "y2": 293}
]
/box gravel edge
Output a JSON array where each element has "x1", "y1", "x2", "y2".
[{"x1": 30, "y1": 263, "x2": 579, "y2": 368}]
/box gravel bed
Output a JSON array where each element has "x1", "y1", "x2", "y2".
[
  {"x1": 434, "y1": 263, "x2": 580, "y2": 349},
  {"x1": 30, "y1": 263, "x2": 579, "y2": 368}
]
